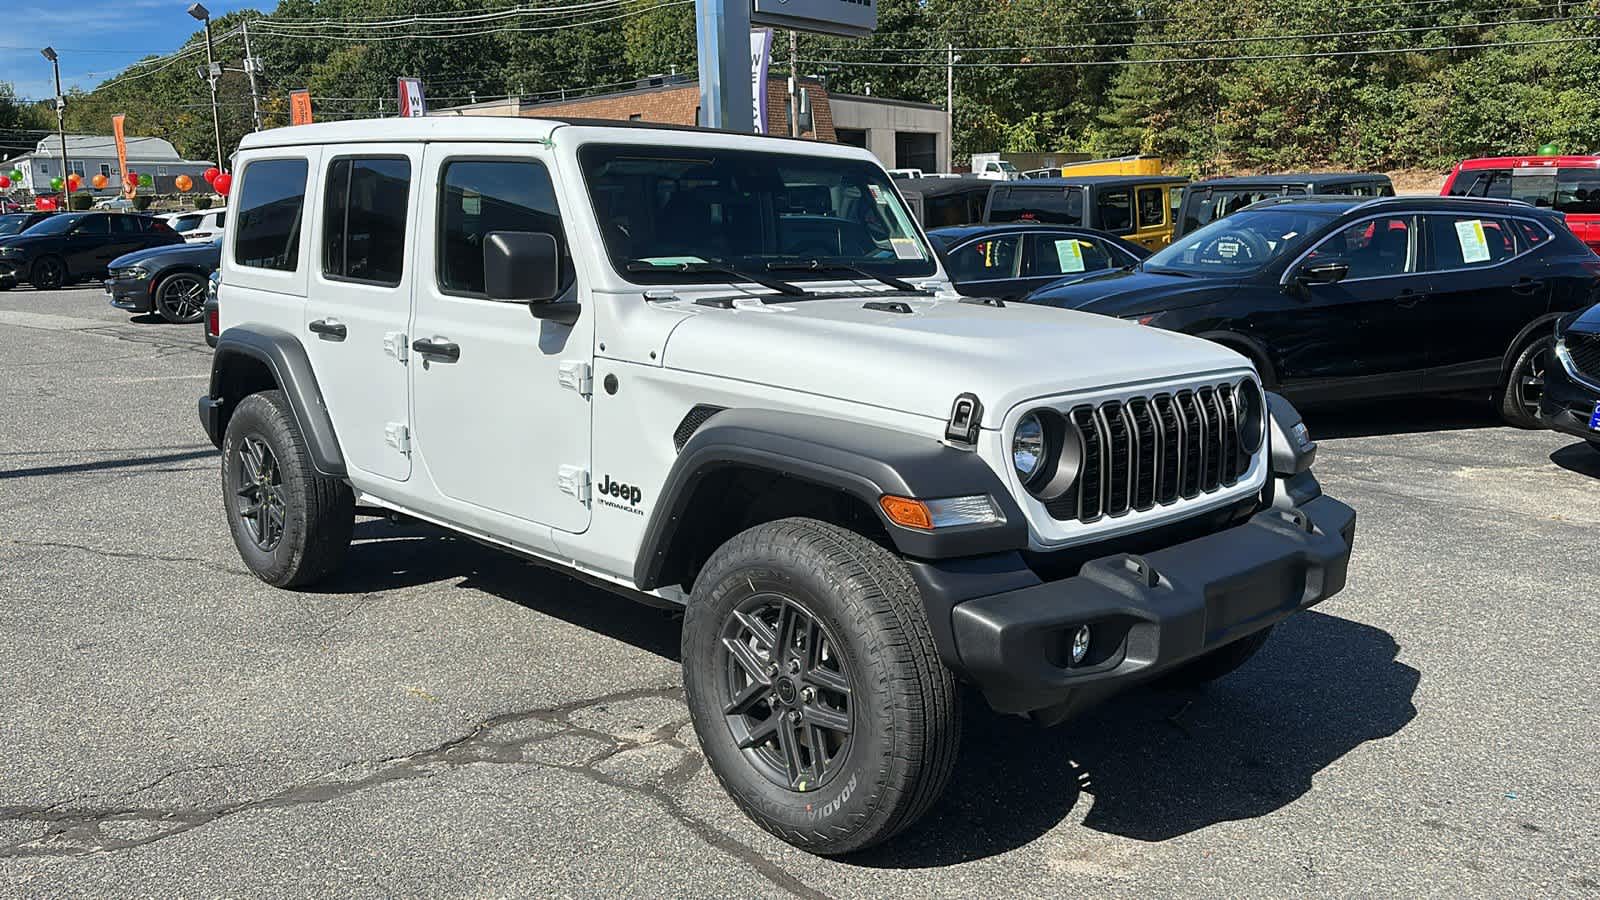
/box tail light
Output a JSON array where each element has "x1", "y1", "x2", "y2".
[{"x1": 206, "y1": 306, "x2": 220, "y2": 338}]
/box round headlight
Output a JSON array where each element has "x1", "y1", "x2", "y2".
[
  {"x1": 1234, "y1": 378, "x2": 1266, "y2": 453},
  {"x1": 1013, "y1": 413, "x2": 1046, "y2": 482}
]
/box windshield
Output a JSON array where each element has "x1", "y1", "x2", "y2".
[
  {"x1": 1182, "y1": 188, "x2": 1299, "y2": 234},
  {"x1": 1143, "y1": 207, "x2": 1343, "y2": 276},
  {"x1": 580, "y1": 143, "x2": 936, "y2": 284},
  {"x1": 21, "y1": 215, "x2": 80, "y2": 236},
  {"x1": 0, "y1": 214, "x2": 38, "y2": 236}
]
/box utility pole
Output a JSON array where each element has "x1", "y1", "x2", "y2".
[
  {"x1": 693, "y1": 0, "x2": 753, "y2": 131},
  {"x1": 189, "y1": 4, "x2": 225, "y2": 171},
  {"x1": 788, "y1": 30, "x2": 799, "y2": 137},
  {"x1": 40, "y1": 47, "x2": 68, "y2": 197},
  {"x1": 946, "y1": 43, "x2": 956, "y2": 171},
  {"x1": 240, "y1": 18, "x2": 263, "y2": 131}
]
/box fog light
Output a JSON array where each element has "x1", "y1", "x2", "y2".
[{"x1": 1069, "y1": 625, "x2": 1091, "y2": 666}]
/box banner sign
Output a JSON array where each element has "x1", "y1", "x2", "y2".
[
  {"x1": 750, "y1": 29, "x2": 773, "y2": 135},
  {"x1": 751, "y1": 0, "x2": 875, "y2": 38},
  {"x1": 398, "y1": 78, "x2": 427, "y2": 117},
  {"x1": 290, "y1": 90, "x2": 314, "y2": 125},
  {"x1": 112, "y1": 114, "x2": 132, "y2": 198}
]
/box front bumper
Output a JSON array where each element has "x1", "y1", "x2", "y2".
[
  {"x1": 1540, "y1": 345, "x2": 1600, "y2": 444},
  {"x1": 105, "y1": 274, "x2": 155, "y2": 312},
  {"x1": 924, "y1": 493, "x2": 1355, "y2": 719},
  {"x1": 0, "y1": 260, "x2": 21, "y2": 287}
]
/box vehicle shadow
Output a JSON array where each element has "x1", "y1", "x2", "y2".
[
  {"x1": 1303, "y1": 394, "x2": 1499, "y2": 439},
  {"x1": 851, "y1": 610, "x2": 1419, "y2": 867},
  {"x1": 329, "y1": 522, "x2": 1417, "y2": 866},
  {"x1": 1550, "y1": 441, "x2": 1600, "y2": 477}
]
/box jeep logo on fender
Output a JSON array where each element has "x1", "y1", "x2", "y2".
[{"x1": 598, "y1": 475, "x2": 642, "y2": 506}]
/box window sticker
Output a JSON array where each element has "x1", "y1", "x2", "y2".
[
  {"x1": 1054, "y1": 238, "x2": 1086, "y2": 273},
  {"x1": 891, "y1": 237, "x2": 923, "y2": 260},
  {"x1": 1455, "y1": 219, "x2": 1490, "y2": 264}
]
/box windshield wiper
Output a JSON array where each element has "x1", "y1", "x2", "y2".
[
  {"x1": 765, "y1": 259, "x2": 925, "y2": 294},
  {"x1": 1141, "y1": 264, "x2": 1198, "y2": 278},
  {"x1": 625, "y1": 259, "x2": 806, "y2": 297}
]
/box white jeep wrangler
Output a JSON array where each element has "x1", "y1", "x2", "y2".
[{"x1": 200, "y1": 117, "x2": 1355, "y2": 855}]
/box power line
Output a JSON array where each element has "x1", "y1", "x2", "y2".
[{"x1": 248, "y1": 0, "x2": 690, "y2": 41}]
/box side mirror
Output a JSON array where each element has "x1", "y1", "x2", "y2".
[
  {"x1": 1295, "y1": 257, "x2": 1350, "y2": 287},
  {"x1": 483, "y1": 230, "x2": 577, "y2": 324}
]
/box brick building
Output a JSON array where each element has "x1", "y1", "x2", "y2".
[{"x1": 438, "y1": 76, "x2": 949, "y2": 172}]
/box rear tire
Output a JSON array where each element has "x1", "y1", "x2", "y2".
[
  {"x1": 154, "y1": 271, "x2": 208, "y2": 324},
  {"x1": 1159, "y1": 626, "x2": 1274, "y2": 689},
  {"x1": 682, "y1": 518, "x2": 960, "y2": 855},
  {"x1": 1498, "y1": 335, "x2": 1555, "y2": 428},
  {"x1": 221, "y1": 390, "x2": 353, "y2": 588}
]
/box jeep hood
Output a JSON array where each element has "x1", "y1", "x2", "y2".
[{"x1": 660, "y1": 294, "x2": 1250, "y2": 428}]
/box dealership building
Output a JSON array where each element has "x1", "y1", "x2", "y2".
[
  {"x1": 2, "y1": 134, "x2": 215, "y2": 196},
  {"x1": 438, "y1": 75, "x2": 950, "y2": 173}
]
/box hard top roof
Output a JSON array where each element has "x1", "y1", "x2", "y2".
[
  {"x1": 1004, "y1": 174, "x2": 1189, "y2": 188},
  {"x1": 1454, "y1": 154, "x2": 1600, "y2": 170},
  {"x1": 1189, "y1": 172, "x2": 1390, "y2": 188}
]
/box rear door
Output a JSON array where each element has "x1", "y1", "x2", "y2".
[
  {"x1": 941, "y1": 231, "x2": 1023, "y2": 296},
  {"x1": 63, "y1": 214, "x2": 110, "y2": 274},
  {"x1": 1420, "y1": 213, "x2": 1550, "y2": 388},
  {"x1": 1020, "y1": 231, "x2": 1121, "y2": 295},
  {"x1": 1131, "y1": 185, "x2": 1170, "y2": 250},
  {"x1": 301, "y1": 146, "x2": 420, "y2": 483},
  {"x1": 107, "y1": 215, "x2": 148, "y2": 259}
]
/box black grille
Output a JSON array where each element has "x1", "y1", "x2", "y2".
[
  {"x1": 672, "y1": 404, "x2": 725, "y2": 451},
  {"x1": 1567, "y1": 331, "x2": 1600, "y2": 382},
  {"x1": 1043, "y1": 383, "x2": 1250, "y2": 524}
]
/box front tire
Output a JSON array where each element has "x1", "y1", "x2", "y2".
[
  {"x1": 30, "y1": 256, "x2": 66, "y2": 291},
  {"x1": 154, "y1": 271, "x2": 208, "y2": 323},
  {"x1": 221, "y1": 390, "x2": 354, "y2": 588},
  {"x1": 1499, "y1": 335, "x2": 1555, "y2": 428},
  {"x1": 682, "y1": 518, "x2": 959, "y2": 855}
]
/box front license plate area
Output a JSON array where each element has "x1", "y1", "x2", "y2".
[{"x1": 1589, "y1": 402, "x2": 1600, "y2": 432}]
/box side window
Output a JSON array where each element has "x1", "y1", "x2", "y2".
[
  {"x1": 1555, "y1": 169, "x2": 1600, "y2": 215},
  {"x1": 1515, "y1": 219, "x2": 1550, "y2": 250},
  {"x1": 234, "y1": 158, "x2": 309, "y2": 271},
  {"x1": 1424, "y1": 215, "x2": 1517, "y2": 270},
  {"x1": 943, "y1": 235, "x2": 1022, "y2": 281},
  {"x1": 1097, "y1": 190, "x2": 1132, "y2": 233},
  {"x1": 1025, "y1": 233, "x2": 1113, "y2": 277},
  {"x1": 75, "y1": 215, "x2": 109, "y2": 235},
  {"x1": 1509, "y1": 172, "x2": 1557, "y2": 208},
  {"x1": 438, "y1": 158, "x2": 571, "y2": 296},
  {"x1": 1135, "y1": 187, "x2": 1165, "y2": 229},
  {"x1": 1313, "y1": 215, "x2": 1416, "y2": 279},
  {"x1": 111, "y1": 215, "x2": 140, "y2": 235},
  {"x1": 323, "y1": 156, "x2": 411, "y2": 286},
  {"x1": 213, "y1": 211, "x2": 227, "y2": 228},
  {"x1": 171, "y1": 215, "x2": 200, "y2": 232}
]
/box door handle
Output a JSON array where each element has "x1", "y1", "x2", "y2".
[
  {"x1": 1395, "y1": 289, "x2": 1427, "y2": 309},
  {"x1": 308, "y1": 318, "x2": 347, "y2": 340},
  {"x1": 411, "y1": 337, "x2": 461, "y2": 362},
  {"x1": 1512, "y1": 277, "x2": 1544, "y2": 295}
]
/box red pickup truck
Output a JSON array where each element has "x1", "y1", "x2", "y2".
[{"x1": 1442, "y1": 155, "x2": 1600, "y2": 253}]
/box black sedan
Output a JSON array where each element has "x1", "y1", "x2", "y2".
[
  {"x1": 0, "y1": 211, "x2": 56, "y2": 238},
  {"x1": 928, "y1": 223, "x2": 1149, "y2": 300},
  {"x1": 0, "y1": 212, "x2": 182, "y2": 291},
  {"x1": 1026, "y1": 195, "x2": 1600, "y2": 425},
  {"x1": 1542, "y1": 305, "x2": 1600, "y2": 452},
  {"x1": 105, "y1": 237, "x2": 220, "y2": 324}
]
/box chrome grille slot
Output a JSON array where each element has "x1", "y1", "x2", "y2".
[{"x1": 1038, "y1": 379, "x2": 1258, "y2": 525}]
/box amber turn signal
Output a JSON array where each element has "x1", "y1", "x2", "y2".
[{"x1": 879, "y1": 495, "x2": 934, "y2": 530}]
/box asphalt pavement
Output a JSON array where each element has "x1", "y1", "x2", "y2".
[{"x1": 1, "y1": 286, "x2": 1596, "y2": 897}]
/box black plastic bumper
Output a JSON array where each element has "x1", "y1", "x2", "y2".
[
  {"x1": 198, "y1": 396, "x2": 224, "y2": 448},
  {"x1": 1539, "y1": 352, "x2": 1600, "y2": 443},
  {"x1": 105, "y1": 275, "x2": 154, "y2": 312},
  {"x1": 930, "y1": 494, "x2": 1355, "y2": 718}
]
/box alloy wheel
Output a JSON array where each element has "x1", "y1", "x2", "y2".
[
  {"x1": 718, "y1": 592, "x2": 855, "y2": 792},
  {"x1": 160, "y1": 274, "x2": 207, "y2": 321},
  {"x1": 234, "y1": 436, "x2": 286, "y2": 551},
  {"x1": 1515, "y1": 340, "x2": 1553, "y2": 419},
  {"x1": 32, "y1": 258, "x2": 63, "y2": 290}
]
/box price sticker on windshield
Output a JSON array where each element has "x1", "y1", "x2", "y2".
[
  {"x1": 1455, "y1": 219, "x2": 1491, "y2": 264},
  {"x1": 1054, "y1": 239, "x2": 1086, "y2": 273},
  {"x1": 891, "y1": 237, "x2": 923, "y2": 260}
]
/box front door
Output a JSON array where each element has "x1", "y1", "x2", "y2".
[
  {"x1": 301, "y1": 145, "x2": 419, "y2": 483},
  {"x1": 63, "y1": 213, "x2": 111, "y2": 275},
  {"x1": 408, "y1": 145, "x2": 594, "y2": 534},
  {"x1": 1420, "y1": 212, "x2": 1551, "y2": 389}
]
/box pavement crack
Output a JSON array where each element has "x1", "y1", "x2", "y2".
[{"x1": 4, "y1": 538, "x2": 246, "y2": 577}]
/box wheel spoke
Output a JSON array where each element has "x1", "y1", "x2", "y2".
[
  {"x1": 722, "y1": 636, "x2": 771, "y2": 684},
  {"x1": 723, "y1": 678, "x2": 771, "y2": 716},
  {"x1": 737, "y1": 714, "x2": 780, "y2": 750},
  {"x1": 803, "y1": 702, "x2": 851, "y2": 735},
  {"x1": 806, "y1": 724, "x2": 831, "y2": 777},
  {"x1": 732, "y1": 609, "x2": 776, "y2": 654},
  {"x1": 803, "y1": 664, "x2": 850, "y2": 697},
  {"x1": 266, "y1": 500, "x2": 285, "y2": 536},
  {"x1": 775, "y1": 718, "x2": 805, "y2": 787}
]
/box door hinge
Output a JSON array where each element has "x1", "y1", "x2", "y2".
[
  {"x1": 558, "y1": 360, "x2": 592, "y2": 397},
  {"x1": 384, "y1": 331, "x2": 409, "y2": 362},
  {"x1": 557, "y1": 465, "x2": 591, "y2": 505},
  {"x1": 385, "y1": 422, "x2": 411, "y2": 455}
]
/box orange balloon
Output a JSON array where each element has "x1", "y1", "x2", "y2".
[
  {"x1": 175, "y1": 174, "x2": 193, "y2": 192},
  {"x1": 91, "y1": 173, "x2": 108, "y2": 189}
]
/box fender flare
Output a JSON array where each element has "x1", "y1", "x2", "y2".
[
  {"x1": 209, "y1": 325, "x2": 346, "y2": 477},
  {"x1": 632, "y1": 408, "x2": 1029, "y2": 590}
]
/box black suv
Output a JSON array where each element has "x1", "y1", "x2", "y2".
[
  {"x1": 0, "y1": 212, "x2": 182, "y2": 291},
  {"x1": 1026, "y1": 196, "x2": 1600, "y2": 425}
]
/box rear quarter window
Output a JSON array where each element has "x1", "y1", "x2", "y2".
[{"x1": 234, "y1": 158, "x2": 309, "y2": 271}]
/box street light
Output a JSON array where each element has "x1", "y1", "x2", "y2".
[
  {"x1": 41, "y1": 47, "x2": 69, "y2": 200},
  {"x1": 188, "y1": 3, "x2": 224, "y2": 173}
]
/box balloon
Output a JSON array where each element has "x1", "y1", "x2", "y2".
[
  {"x1": 91, "y1": 173, "x2": 108, "y2": 189},
  {"x1": 50, "y1": 176, "x2": 63, "y2": 191},
  {"x1": 139, "y1": 173, "x2": 153, "y2": 187},
  {"x1": 1538, "y1": 142, "x2": 1561, "y2": 156},
  {"x1": 66, "y1": 173, "x2": 81, "y2": 190},
  {"x1": 7, "y1": 169, "x2": 20, "y2": 182},
  {"x1": 175, "y1": 174, "x2": 193, "y2": 192},
  {"x1": 212, "y1": 172, "x2": 232, "y2": 195},
  {"x1": 203, "y1": 166, "x2": 220, "y2": 185},
  {"x1": 0, "y1": 175, "x2": 9, "y2": 189}
]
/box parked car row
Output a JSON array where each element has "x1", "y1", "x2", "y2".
[{"x1": 0, "y1": 212, "x2": 184, "y2": 291}]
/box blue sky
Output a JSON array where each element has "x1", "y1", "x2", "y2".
[{"x1": 1, "y1": 0, "x2": 265, "y2": 102}]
